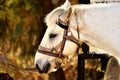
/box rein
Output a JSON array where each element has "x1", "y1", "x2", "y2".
[{"x1": 0, "y1": 56, "x2": 37, "y2": 71}]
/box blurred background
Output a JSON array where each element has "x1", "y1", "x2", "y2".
[{"x1": 0, "y1": 0, "x2": 78, "y2": 80}]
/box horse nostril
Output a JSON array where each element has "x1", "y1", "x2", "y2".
[
  {"x1": 36, "y1": 63, "x2": 44, "y2": 73},
  {"x1": 36, "y1": 61, "x2": 51, "y2": 73},
  {"x1": 43, "y1": 61, "x2": 51, "y2": 73}
]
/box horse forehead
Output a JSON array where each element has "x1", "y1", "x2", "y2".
[{"x1": 45, "y1": 5, "x2": 84, "y2": 29}]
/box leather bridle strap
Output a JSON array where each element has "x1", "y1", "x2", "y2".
[
  {"x1": 37, "y1": 11, "x2": 81, "y2": 58},
  {"x1": 63, "y1": 35, "x2": 80, "y2": 45},
  {"x1": 73, "y1": 10, "x2": 81, "y2": 53},
  {"x1": 37, "y1": 30, "x2": 68, "y2": 58},
  {"x1": 37, "y1": 46, "x2": 64, "y2": 58},
  {"x1": 58, "y1": 29, "x2": 68, "y2": 57},
  {"x1": 37, "y1": 22, "x2": 81, "y2": 58}
]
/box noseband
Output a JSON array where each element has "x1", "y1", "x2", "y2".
[{"x1": 37, "y1": 19, "x2": 81, "y2": 58}]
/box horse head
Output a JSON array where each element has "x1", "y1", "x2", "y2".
[{"x1": 34, "y1": 0, "x2": 79, "y2": 73}]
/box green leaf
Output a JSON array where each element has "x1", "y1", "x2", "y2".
[
  {"x1": 25, "y1": 2, "x2": 31, "y2": 11},
  {"x1": 13, "y1": 22, "x2": 23, "y2": 38}
]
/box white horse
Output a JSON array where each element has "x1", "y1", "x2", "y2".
[{"x1": 35, "y1": 0, "x2": 120, "y2": 76}]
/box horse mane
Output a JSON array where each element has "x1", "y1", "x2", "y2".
[{"x1": 44, "y1": 8, "x2": 64, "y2": 28}]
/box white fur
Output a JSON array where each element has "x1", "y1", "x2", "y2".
[
  {"x1": 75, "y1": 3, "x2": 120, "y2": 58},
  {"x1": 35, "y1": 0, "x2": 120, "y2": 74}
]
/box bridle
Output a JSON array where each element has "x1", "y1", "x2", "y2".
[
  {"x1": 0, "y1": 18, "x2": 80, "y2": 72},
  {"x1": 37, "y1": 12, "x2": 81, "y2": 59},
  {"x1": 0, "y1": 8, "x2": 81, "y2": 72},
  {"x1": 0, "y1": 9, "x2": 81, "y2": 71}
]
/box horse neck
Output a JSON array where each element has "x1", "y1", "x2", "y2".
[{"x1": 75, "y1": 4, "x2": 120, "y2": 58}]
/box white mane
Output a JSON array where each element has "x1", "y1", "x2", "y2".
[
  {"x1": 45, "y1": 8, "x2": 64, "y2": 28},
  {"x1": 45, "y1": 0, "x2": 71, "y2": 28}
]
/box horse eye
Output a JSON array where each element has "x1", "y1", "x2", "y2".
[{"x1": 49, "y1": 33, "x2": 57, "y2": 38}]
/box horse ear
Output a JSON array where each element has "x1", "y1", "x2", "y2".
[
  {"x1": 56, "y1": 0, "x2": 72, "y2": 29},
  {"x1": 61, "y1": 0, "x2": 71, "y2": 10},
  {"x1": 57, "y1": 7, "x2": 72, "y2": 29}
]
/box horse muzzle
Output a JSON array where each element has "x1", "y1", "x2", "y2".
[{"x1": 36, "y1": 60, "x2": 51, "y2": 73}]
